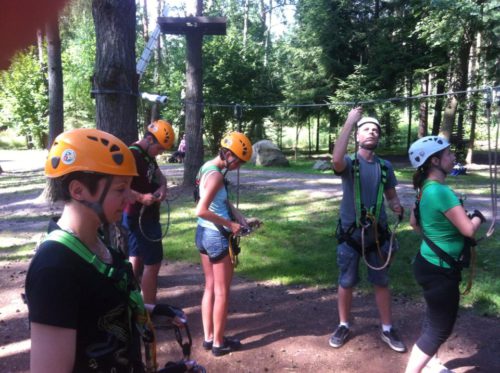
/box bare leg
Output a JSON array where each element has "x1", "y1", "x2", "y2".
[
  {"x1": 338, "y1": 286, "x2": 353, "y2": 323},
  {"x1": 129, "y1": 256, "x2": 143, "y2": 280},
  {"x1": 212, "y1": 255, "x2": 234, "y2": 346},
  {"x1": 200, "y1": 254, "x2": 215, "y2": 342},
  {"x1": 405, "y1": 344, "x2": 432, "y2": 373},
  {"x1": 374, "y1": 285, "x2": 392, "y2": 325},
  {"x1": 141, "y1": 262, "x2": 161, "y2": 304}
]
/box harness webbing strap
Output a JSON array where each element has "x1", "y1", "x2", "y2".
[
  {"x1": 45, "y1": 230, "x2": 116, "y2": 278},
  {"x1": 44, "y1": 229, "x2": 157, "y2": 371},
  {"x1": 353, "y1": 154, "x2": 387, "y2": 227}
]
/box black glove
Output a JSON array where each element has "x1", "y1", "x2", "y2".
[{"x1": 468, "y1": 209, "x2": 486, "y2": 224}]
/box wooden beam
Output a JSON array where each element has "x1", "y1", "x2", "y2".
[{"x1": 158, "y1": 16, "x2": 226, "y2": 36}]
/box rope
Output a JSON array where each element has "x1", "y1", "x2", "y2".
[
  {"x1": 159, "y1": 85, "x2": 500, "y2": 109},
  {"x1": 360, "y1": 213, "x2": 402, "y2": 271},
  {"x1": 139, "y1": 198, "x2": 171, "y2": 243}
]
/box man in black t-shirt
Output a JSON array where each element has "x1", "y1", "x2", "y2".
[{"x1": 123, "y1": 119, "x2": 175, "y2": 305}]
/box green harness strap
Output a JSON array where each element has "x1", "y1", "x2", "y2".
[
  {"x1": 352, "y1": 155, "x2": 388, "y2": 227},
  {"x1": 45, "y1": 229, "x2": 157, "y2": 370}
]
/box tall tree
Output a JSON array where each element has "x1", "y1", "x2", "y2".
[
  {"x1": 46, "y1": 17, "x2": 64, "y2": 148},
  {"x1": 92, "y1": 0, "x2": 138, "y2": 145}
]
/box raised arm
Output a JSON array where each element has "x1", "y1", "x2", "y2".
[{"x1": 332, "y1": 107, "x2": 363, "y2": 173}]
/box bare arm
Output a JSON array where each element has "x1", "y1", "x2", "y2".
[
  {"x1": 153, "y1": 168, "x2": 167, "y2": 201},
  {"x1": 30, "y1": 322, "x2": 76, "y2": 373},
  {"x1": 409, "y1": 205, "x2": 421, "y2": 233},
  {"x1": 332, "y1": 107, "x2": 363, "y2": 173},
  {"x1": 384, "y1": 187, "x2": 404, "y2": 218},
  {"x1": 195, "y1": 172, "x2": 241, "y2": 235},
  {"x1": 444, "y1": 205, "x2": 482, "y2": 238}
]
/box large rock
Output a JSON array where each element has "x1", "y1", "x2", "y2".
[
  {"x1": 312, "y1": 160, "x2": 331, "y2": 171},
  {"x1": 251, "y1": 140, "x2": 289, "y2": 167}
]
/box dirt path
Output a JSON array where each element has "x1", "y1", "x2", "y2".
[{"x1": 0, "y1": 150, "x2": 499, "y2": 372}]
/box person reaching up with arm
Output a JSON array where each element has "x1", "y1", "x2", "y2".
[{"x1": 329, "y1": 107, "x2": 406, "y2": 353}]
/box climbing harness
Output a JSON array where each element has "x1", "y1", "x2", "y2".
[
  {"x1": 195, "y1": 164, "x2": 260, "y2": 267},
  {"x1": 336, "y1": 153, "x2": 398, "y2": 271},
  {"x1": 129, "y1": 145, "x2": 172, "y2": 243},
  {"x1": 43, "y1": 229, "x2": 158, "y2": 372},
  {"x1": 414, "y1": 189, "x2": 477, "y2": 295},
  {"x1": 360, "y1": 211, "x2": 403, "y2": 271}
]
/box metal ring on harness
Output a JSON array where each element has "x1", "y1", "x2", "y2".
[
  {"x1": 139, "y1": 198, "x2": 171, "y2": 242},
  {"x1": 360, "y1": 213, "x2": 402, "y2": 271}
]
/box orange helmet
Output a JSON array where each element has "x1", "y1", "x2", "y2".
[
  {"x1": 220, "y1": 132, "x2": 252, "y2": 162},
  {"x1": 147, "y1": 119, "x2": 175, "y2": 149},
  {"x1": 45, "y1": 128, "x2": 138, "y2": 178}
]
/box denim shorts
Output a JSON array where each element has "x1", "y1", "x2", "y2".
[
  {"x1": 195, "y1": 225, "x2": 229, "y2": 262},
  {"x1": 122, "y1": 213, "x2": 163, "y2": 265},
  {"x1": 336, "y1": 240, "x2": 391, "y2": 288}
]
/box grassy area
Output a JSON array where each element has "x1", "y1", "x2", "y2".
[
  {"x1": 162, "y1": 184, "x2": 500, "y2": 317},
  {"x1": 1, "y1": 158, "x2": 498, "y2": 317}
]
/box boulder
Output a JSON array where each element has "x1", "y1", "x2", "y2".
[
  {"x1": 312, "y1": 160, "x2": 331, "y2": 171},
  {"x1": 251, "y1": 140, "x2": 289, "y2": 167}
]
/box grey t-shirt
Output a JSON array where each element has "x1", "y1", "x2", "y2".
[{"x1": 335, "y1": 153, "x2": 397, "y2": 243}]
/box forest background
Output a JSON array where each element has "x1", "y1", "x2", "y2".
[{"x1": 0, "y1": 0, "x2": 498, "y2": 165}]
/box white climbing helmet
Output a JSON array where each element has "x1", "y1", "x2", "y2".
[
  {"x1": 357, "y1": 117, "x2": 381, "y2": 133},
  {"x1": 408, "y1": 136, "x2": 450, "y2": 168}
]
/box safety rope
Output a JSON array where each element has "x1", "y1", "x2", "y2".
[
  {"x1": 139, "y1": 197, "x2": 171, "y2": 242},
  {"x1": 360, "y1": 212, "x2": 402, "y2": 271},
  {"x1": 484, "y1": 87, "x2": 498, "y2": 238}
]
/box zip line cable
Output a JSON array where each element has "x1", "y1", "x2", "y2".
[{"x1": 158, "y1": 85, "x2": 500, "y2": 110}]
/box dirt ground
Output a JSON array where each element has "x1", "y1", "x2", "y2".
[{"x1": 0, "y1": 150, "x2": 499, "y2": 373}]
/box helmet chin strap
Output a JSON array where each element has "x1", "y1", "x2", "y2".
[
  {"x1": 219, "y1": 148, "x2": 238, "y2": 176},
  {"x1": 76, "y1": 176, "x2": 113, "y2": 225}
]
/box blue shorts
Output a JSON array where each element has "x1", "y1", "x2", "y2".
[
  {"x1": 336, "y1": 240, "x2": 393, "y2": 288},
  {"x1": 195, "y1": 225, "x2": 229, "y2": 262},
  {"x1": 122, "y1": 213, "x2": 163, "y2": 265}
]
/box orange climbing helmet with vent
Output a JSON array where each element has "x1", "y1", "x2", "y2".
[
  {"x1": 45, "y1": 128, "x2": 138, "y2": 178},
  {"x1": 147, "y1": 119, "x2": 175, "y2": 149},
  {"x1": 220, "y1": 131, "x2": 253, "y2": 162}
]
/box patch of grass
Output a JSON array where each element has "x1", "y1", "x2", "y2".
[
  {"x1": 161, "y1": 185, "x2": 500, "y2": 317},
  {"x1": 0, "y1": 243, "x2": 35, "y2": 261}
]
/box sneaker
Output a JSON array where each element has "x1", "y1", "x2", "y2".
[
  {"x1": 329, "y1": 325, "x2": 350, "y2": 348},
  {"x1": 381, "y1": 328, "x2": 407, "y2": 352},
  {"x1": 202, "y1": 340, "x2": 213, "y2": 350},
  {"x1": 212, "y1": 337, "x2": 242, "y2": 357}
]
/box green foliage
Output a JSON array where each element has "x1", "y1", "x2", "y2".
[
  {"x1": 0, "y1": 48, "x2": 49, "y2": 148},
  {"x1": 60, "y1": 1, "x2": 96, "y2": 127}
]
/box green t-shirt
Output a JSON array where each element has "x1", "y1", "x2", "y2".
[{"x1": 419, "y1": 180, "x2": 463, "y2": 268}]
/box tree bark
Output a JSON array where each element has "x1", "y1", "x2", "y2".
[
  {"x1": 431, "y1": 78, "x2": 445, "y2": 135},
  {"x1": 418, "y1": 74, "x2": 428, "y2": 138},
  {"x1": 183, "y1": 0, "x2": 204, "y2": 186},
  {"x1": 92, "y1": 0, "x2": 138, "y2": 145},
  {"x1": 46, "y1": 18, "x2": 64, "y2": 148}
]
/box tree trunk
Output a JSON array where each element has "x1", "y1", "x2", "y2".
[
  {"x1": 431, "y1": 78, "x2": 445, "y2": 135},
  {"x1": 92, "y1": 0, "x2": 138, "y2": 145},
  {"x1": 316, "y1": 110, "x2": 320, "y2": 153},
  {"x1": 454, "y1": 29, "x2": 474, "y2": 162},
  {"x1": 46, "y1": 18, "x2": 64, "y2": 148},
  {"x1": 418, "y1": 74, "x2": 428, "y2": 138},
  {"x1": 466, "y1": 32, "x2": 481, "y2": 164},
  {"x1": 183, "y1": 0, "x2": 204, "y2": 186}
]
